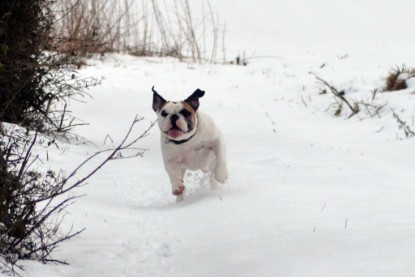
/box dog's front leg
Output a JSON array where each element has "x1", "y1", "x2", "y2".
[
  {"x1": 212, "y1": 139, "x2": 228, "y2": 184},
  {"x1": 164, "y1": 160, "x2": 185, "y2": 196}
]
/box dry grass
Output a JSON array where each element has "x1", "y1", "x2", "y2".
[
  {"x1": 51, "y1": 0, "x2": 226, "y2": 63},
  {"x1": 384, "y1": 66, "x2": 415, "y2": 91}
]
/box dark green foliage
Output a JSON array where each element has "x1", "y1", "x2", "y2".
[
  {"x1": 0, "y1": 1, "x2": 100, "y2": 135},
  {"x1": 0, "y1": 149, "x2": 33, "y2": 241},
  {"x1": 0, "y1": 1, "x2": 98, "y2": 270},
  {"x1": 0, "y1": 0, "x2": 53, "y2": 128},
  {"x1": 0, "y1": 127, "x2": 38, "y2": 264},
  {"x1": 0, "y1": 126, "x2": 75, "y2": 267}
]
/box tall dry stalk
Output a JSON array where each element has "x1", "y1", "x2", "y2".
[{"x1": 51, "y1": 0, "x2": 226, "y2": 63}]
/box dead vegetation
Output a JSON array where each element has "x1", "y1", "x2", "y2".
[
  {"x1": 316, "y1": 65, "x2": 415, "y2": 140},
  {"x1": 392, "y1": 112, "x2": 415, "y2": 139},
  {"x1": 0, "y1": 117, "x2": 154, "y2": 274},
  {"x1": 51, "y1": 0, "x2": 227, "y2": 63},
  {"x1": 316, "y1": 76, "x2": 360, "y2": 118},
  {"x1": 0, "y1": 0, "x2": 157, "y2": 272},
  {"x1": 316, "y1": 76, "x2": 386, "y2": 119},
  {"x1": 384, "y1": 66, "x2": 415, "y2": 91}
]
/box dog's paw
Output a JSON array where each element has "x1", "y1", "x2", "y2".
[
  {"x1": 172, "y1": 185, "x2": 185, "y2": 196},
  {"x1": 214, "y1": 167, "x2": 228, "y2": 184}
]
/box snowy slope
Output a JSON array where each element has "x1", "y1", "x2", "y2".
[{"x1": 12, "y1": 1, "x2": 415, "y2": 276}]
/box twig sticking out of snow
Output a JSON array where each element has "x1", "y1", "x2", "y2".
[
  {"x1": 392, "y1": 112, "x2": 415, "y2": 138},
  {"x1": 316, "y1": 76, "x2": 359, "y2": 118},
  {"x1": 0, "y1": 116, "x2": 155, "y2": 270}
]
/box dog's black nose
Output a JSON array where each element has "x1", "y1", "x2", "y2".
[{"x1": 170, "y1": 114, "x2": 179, "y2": 126}]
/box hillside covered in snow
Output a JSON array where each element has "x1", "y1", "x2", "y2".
[{"x1": 6, "y1": 0, "x2": 415, "y2": 276}]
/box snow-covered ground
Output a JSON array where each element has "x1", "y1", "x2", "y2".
[{"x1": 10, "y1": 1, "x2": 415, "y2": 276}]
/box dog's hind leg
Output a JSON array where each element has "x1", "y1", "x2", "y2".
[
  {"x1": 212, "y1": 139, "x2": 228, "y2": 184},
  {"x1": 208, "y1": 172, "x2": 219, "y2": 190},
  {"x1": 205, "y1": 160, "x2": 218, "y2": 190}
]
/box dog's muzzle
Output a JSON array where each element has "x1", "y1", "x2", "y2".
[
  {"x1": 166, "y1": 115, "x2": 185, "y2": 139},
  {"x1": 170, "y1": 114, "x2": 179, "y2": 128}
]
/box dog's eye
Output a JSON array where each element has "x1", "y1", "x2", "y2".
[
  {"x1": 161, "y1": 110, "x2": 168, "y2": 117},
  {"x1": 180, "y1": 109, "x2": 191, "y2": 118}
]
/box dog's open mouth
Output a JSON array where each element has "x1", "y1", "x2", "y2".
[{"x1": 167, "y1": 127, "x2": 184, "y2": 139}]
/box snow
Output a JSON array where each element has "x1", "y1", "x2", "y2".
[{"x1": 6, "y1": 0, "x2": 415, "y2": 276}]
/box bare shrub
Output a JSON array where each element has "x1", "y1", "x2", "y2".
[
  {"x1": 51, "y1": 0, "x2": 226, "y2": 63},
  {"x1": 51, "y1": 0, "x2": 134, "y2": 56},
  {"x1": 0, "y1": 117, "x2": 154, "y2": 273},
  {"x1": 1, "y1": 1, "x2": 154, "y2": 273},
  {"x1": 33, "y1": 53, "x2": 102, "y2": 138},
  {"x1": 384, "y1": 66, "x2": 415, "y2": 91},
  {"x1": 317, "y1": 76, "x2": 386, "y2": 119}
]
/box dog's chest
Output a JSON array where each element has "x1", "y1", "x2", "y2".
[
  {"x1": 183, "y1": 143, "x2": 212, "y2": 161},
  {"x1": 165, "y1": 142, "x2": 214, "y2": 170}
]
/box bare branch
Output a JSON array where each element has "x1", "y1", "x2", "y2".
[{"x1": 316, "y1": 76, "x2": 360, "y2": 118}]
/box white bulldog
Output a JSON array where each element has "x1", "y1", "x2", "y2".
[{"x1": 152, "y1": 86, "x2": 228, "y2": 199}]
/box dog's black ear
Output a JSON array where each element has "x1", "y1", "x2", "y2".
[
  {"x1": 184, "y1": 89, "x2": 205, "y2": 111},
  {"x1": 152, "y1": 86, "x2": 167, "y2": 112}
]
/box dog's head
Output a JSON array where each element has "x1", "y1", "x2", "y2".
[{"x1": 152, "y1": 86, "x2": 205, "y2": 142}]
